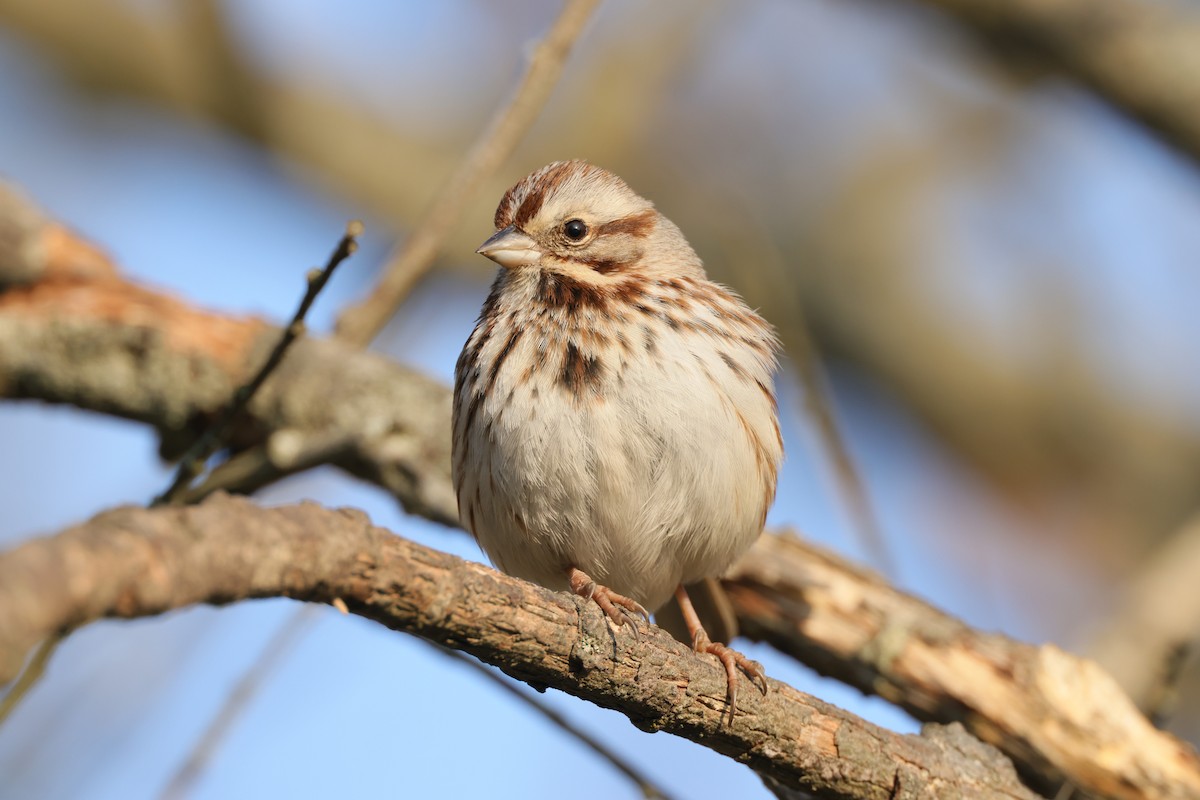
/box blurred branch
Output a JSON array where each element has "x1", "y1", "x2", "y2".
[
  {"x1": 5, "y1": 0, "x2": 1200, "y2": 542},
  {"x1": 335, "y1": 0, "x2": 603, "y2": 347},
  {"x1": 430, "y1": 643, "x2": 677, "y2": 800},
  {"x1": 899, "y1": 0, "x2": 1200, "y2": 163},
  {"x1": 802, "y1": 133, "x2": 1200, "y2": 536},
  {"x1": 0, "y1": 494, "x2": 1040, "y2": 800},
  {"x1": 0, "y1": 633, "x2": 61, "y2": 725},
  {"x1": 0, "y1": 0, "x2": 471, "y2": 229},
  {"x1": 159, "y1": 605, "x2": 321, "y2": 800},
  {"x1": 1089, "y1": 511, "x2": 1200, "y2": 719},
  {"x1": 1, "y1": 178, "x2": 1196, "y2": 799},
  {"x1": 711, "y1": 202, "x2": 894, "y2": 575}
]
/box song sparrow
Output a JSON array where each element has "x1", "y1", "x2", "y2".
[{"x1": 453, "y1": 160, "x2": 782, "y2": 714}]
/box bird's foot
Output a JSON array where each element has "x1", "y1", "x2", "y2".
[
  {"x1": 567, "y1": 567, "x2": 650, "y2": 633},
  {"x1": 675, "y1": 584, "x2": 768, "y2": 720},
  {"x1": 691, "y1": 629, "x2": 768, "y2": 719}
]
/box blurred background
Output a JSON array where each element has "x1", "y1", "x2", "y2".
[{"x1": 1, "y1": 0, "x2": 1199, "y2": 797}]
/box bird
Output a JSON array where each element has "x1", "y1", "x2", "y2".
[{"x1": 453, "y1": 160, "x2": 782, "y2": 714}]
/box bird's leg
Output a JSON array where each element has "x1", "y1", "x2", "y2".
[
  {"x1": 674, "y1": 583, "x2": 768, "y2": 719},
  {"x1": 567, "y1": 567, "x2": 650, "y2": 630}
]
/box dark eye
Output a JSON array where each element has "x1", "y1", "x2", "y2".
[{"x1": 563, "y1": 219, "x2": 588, "y2": 241}]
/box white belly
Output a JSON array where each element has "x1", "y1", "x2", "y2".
[{"x1": 456, "y1": 318, "x2": 779, "y2": 613}]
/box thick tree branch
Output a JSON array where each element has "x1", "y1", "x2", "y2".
[
  {"x1": 0, "y1": 183, "x2": 457, "y2": 524},
  {"x1": 2, "y1": 179, "x2": 1198, "y2": 799},
  {"x1": 0, "y1": 494, "x2": 1038, "y2": 800},
  {"x1": 726, "y1": 534, "x2": 1200, "y2": 799}
]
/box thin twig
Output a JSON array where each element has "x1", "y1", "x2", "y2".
[
  {"x1": 153, "y1": 223, "x2": 361, "y2": 799},
  {"x1": 427, "y1": 642, "x2": 678, "y2": 800},
  {"x1": 1088, "y1": 511, "x2": 1200, "y2": 716},
  {"x1": 784, "y1": 317, "x2": 896, "y2": 578},
  {"x1": 177, "y1": 432, "x2": 360, "y2": 505},
  {"x1": 713, "y1": 202, "x2": 896, "y2": 577},
  {"x1": 0, "y1": 633, "x2": 64, "y2": 726},
  {"x1": 153, "y1": 221, "x2": 363, "y2": 506},
  {"x1": 158, "y1": 605, "x2": 321, "y2": 800},
  {"x1": 1145, "y1": 642, "x2": 1192, "y2": 729},
  {"x1": 334, "y1": 0, "x2": 603, "y2": 347}
]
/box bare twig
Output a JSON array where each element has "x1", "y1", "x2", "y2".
[
  {"x1": 158, "y1": 605, "x2": 321, "y2": 800},
  {"x1": 429, "y1": 643, "x2": 677, "y2": 800},
  {"x1": 153, "y1": 221, "x2": 362, "y2": 506},
  {"x1": 334, "y1": 0, "x2": 603, "y2": 347},
  {"x1": 713, "y1": 203, "x2": 895, "y2": 575},
  {"x1": 151, "y1": 221, "x2": 361, "y2": 800},
  {"x1": 176, "y1": 432, "x2": 360, "y2": 505},
  {"x1": 0, "y1": 633, "x2": 64, "y2": 725}
]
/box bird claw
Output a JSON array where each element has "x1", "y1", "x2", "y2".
[
  {"x1": 693, "y1": 630, "x2": 768, "y2": 720},
  {"x1": 568, "y1": 567, "x2": 648, "y2": 641}
]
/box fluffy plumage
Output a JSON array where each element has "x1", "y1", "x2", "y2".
[{"x1": 453, "y1": 160, "x2": 782, "y2": 711}]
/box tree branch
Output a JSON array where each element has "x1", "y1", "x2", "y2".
[
  {"x1": 726, "y1": 533, "x2": 1200, "y2": 799},
  {"x1": 0, "y1": 494, "x2": 1038, "y2": 800},
  {"x1": 0, "y1": 182, "x2": 457, "y2": 524}
]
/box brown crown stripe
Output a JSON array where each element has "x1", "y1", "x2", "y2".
[
  {"x1": 560, "y1": 340, "x2": 604, "y2": 398},
  {"x1": 514, "y1": 161, "x2": 579, "y2": 228},
  {"x1": 494, "y1": 185, "x2": 519, "y2": 229},
  {"x1": 595, "y1": 209, "x2": 657, "y2": 239}
]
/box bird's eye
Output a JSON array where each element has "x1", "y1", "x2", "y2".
[{"x1": 563, "y1": 219, "x2": 588, "y2": 241}]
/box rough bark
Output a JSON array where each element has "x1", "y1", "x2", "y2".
[
  {"x1": 727, "y1": 533, "x2": 1200, "y2": 799},
  {"x1": 0, "y1": 182, "x2": 456, "y2": 524},
  {"x1": 0, "y1": 495, "x2": 1039, "y2": 800}
]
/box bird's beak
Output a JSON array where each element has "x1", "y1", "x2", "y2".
[{"x1": 476, "y1": 225, "x2": 541, "y2": 269}]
